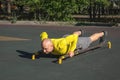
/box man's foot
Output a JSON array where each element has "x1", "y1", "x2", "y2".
[
  {"x1": 79, "y1": 29, "x2": 84, "y2": 37},
  {"x1": 99, "y1": 31, "x2": 107, "y2": 43}
]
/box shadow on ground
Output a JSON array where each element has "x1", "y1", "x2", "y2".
[{"x1": 16, "y1": 50, "x2": 60, "y2": 60}]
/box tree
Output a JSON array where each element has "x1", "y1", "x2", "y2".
[
  {"x1": 6, "y1": 0, "x2": 12, "y2": 14},
  {"x1": 76, "y1": 0, "x2": 89, "y2": 14},
  {"x1": 42, "y1": 0, "x2": 79, "y2": 21},
  {"x1": 88, "y1": 0, "x2": 110, "y2": 21}
]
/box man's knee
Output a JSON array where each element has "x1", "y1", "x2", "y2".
[
  {"x1": 89, "y1": 32, "x2": 104, "y2": 42},
  {"x1": 73, "y1": 31, "x2": 81, "y2": 36}
]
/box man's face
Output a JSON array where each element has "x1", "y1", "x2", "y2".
[
  {"x1": 41, "y1": 39, "x2": 53, "y2": 54},
  {"x1": 42, "y1": 44, "x2": 53, "y2": 54}
]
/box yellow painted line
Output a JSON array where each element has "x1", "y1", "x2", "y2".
[{"x1": 0, "y1": 36, "x2": 31, "y2": 41}]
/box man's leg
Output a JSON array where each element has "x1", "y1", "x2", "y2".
[
  {"x1": 73, "y1": 31, "x2": 82, "y2": 36},
  {"x1": 89, "y1": 32, "x2": 105, "y2": 43},
  {"x1": 62, "y1": 30, "x2": 83, "y2": 38},
  {"x1": 76, "y1": 31, "x2": 107, "y2": 51}
]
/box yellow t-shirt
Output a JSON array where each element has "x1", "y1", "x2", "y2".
[
  {"x1": 40, "y1": 32, "x2": 48, "y2": 41},
  {"x1": 40, "y1": 32, "x2": 78, "y2": 55}
]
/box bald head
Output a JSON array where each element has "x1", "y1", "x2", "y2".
[
  {"x1": 42, "y1": 38, "x2": 51, "y2": 45},
  {"x1": 41, "y1": 39, "x2": 53, "y2": 54}
]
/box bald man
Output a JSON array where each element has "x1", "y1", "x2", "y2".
[{"x1": 40, "y1": 30, "x2": 107, "y2": 57}]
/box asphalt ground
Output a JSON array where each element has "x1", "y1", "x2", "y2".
[{"x1": 0, "y1": 24, "x2": 120, "y2": 80}]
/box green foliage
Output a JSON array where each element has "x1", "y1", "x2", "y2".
[
  {"x1": 41, "y1": 0, "x2": 79, "y2": 21},
  {"x1": 11, "y1": 0, "x2": 80, "y2": 21},
  {"x1": 96, "y1": 0, "x2": 110, "y2": 7},
  {"x1": 1, "y1": 0, "x2": 116, "y2": 22},
  {"x1": 76, "y1": 0, "x2": 89, "y2": 13}
]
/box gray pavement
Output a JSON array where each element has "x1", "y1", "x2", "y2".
[{"x1": 0, "y1": 24, "x2": 120, "y2": 80}]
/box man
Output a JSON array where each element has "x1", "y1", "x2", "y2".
[{"x1": 40, "y1": 30, "x2": 107, "y2": 57}]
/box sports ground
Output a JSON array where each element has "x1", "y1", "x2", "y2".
[{"x1": 0, "y1": 24, "x2": 120, "y2": 80}]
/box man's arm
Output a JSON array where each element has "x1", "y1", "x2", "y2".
[
  {"x1": 65, "y1": 33, "x2": 79, "y2": 57},
  {"x1": 66, "y1": 31, "x2": 81, "y2": 57}
]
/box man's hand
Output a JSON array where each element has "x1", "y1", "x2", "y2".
[{"x1": 68, "y1": 51, "x2": 74, "y2": 57}]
